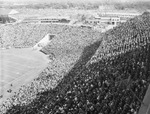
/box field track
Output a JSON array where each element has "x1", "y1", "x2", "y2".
[{"x1": 0, "y1": 48, "x2": 49, "y2": 104}]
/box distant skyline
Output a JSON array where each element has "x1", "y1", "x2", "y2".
[{"x1": 0, "y1": 0, "x2": 150, "y2": 3}]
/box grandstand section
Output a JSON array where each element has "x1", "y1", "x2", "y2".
[
  {"x1": 0, "y1": 24, "x2": 101, "y2": 48},
  {"x1": 90, "y1": 12, "x2": 150, "y2": 64}
]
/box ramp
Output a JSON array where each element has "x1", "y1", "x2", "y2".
[{"x1": 33, "y1": 34, "x2": 55, "y2": 50}]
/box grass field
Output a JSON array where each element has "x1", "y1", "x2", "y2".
[{"x1": 0, "y1": 48, "x2": 48, "y2": 104}]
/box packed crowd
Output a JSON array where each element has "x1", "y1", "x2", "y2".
[
  {"x1": 0, "y1": 12, "x2": 150, "y2": 114},
  {"x1": 0, "y1": 24, "x2": 61, "y2": 48},
  {"x1": 90, "y1": 11, "x2": 150, "y2": 63},
  {"x1": 22, "y1": 44, "x2": 149, "y2": 114},
  {"x1": 0, "y1": 23, "x2": 101, "y2": 48},
  {"x1": 0, "y1": 21, "x2": 101, "y2": 113},
  {"x1": 39, "y1": 25, "x2": 101, "y2": 76}
]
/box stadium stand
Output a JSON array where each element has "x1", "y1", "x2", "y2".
[
  {"x1": 0, "y1": 12, "x2": 150, "y2": 114},
  {"x1": 0, "y1": 24, "x2": 100, "y2": 48}
]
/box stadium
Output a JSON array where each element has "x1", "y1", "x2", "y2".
[{"x1": 0, "y1": 5, "x2": 150, "y2": 114}]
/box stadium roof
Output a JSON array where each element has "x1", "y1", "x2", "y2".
[{"x1": 39, "y1": 16, "x2": 70, "y2": 20}]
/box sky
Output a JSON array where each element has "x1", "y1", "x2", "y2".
[{"x1": 0, "y1": 0, "x2": 149, "y2": 3}]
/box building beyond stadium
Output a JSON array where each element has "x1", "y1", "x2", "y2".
[{"x1": 86, "y1": 10, "x2": 141, "y2": 26}]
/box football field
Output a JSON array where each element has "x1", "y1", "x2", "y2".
[{"x1": 0, "y1": 48, "x2": 48, "y2": 104}]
